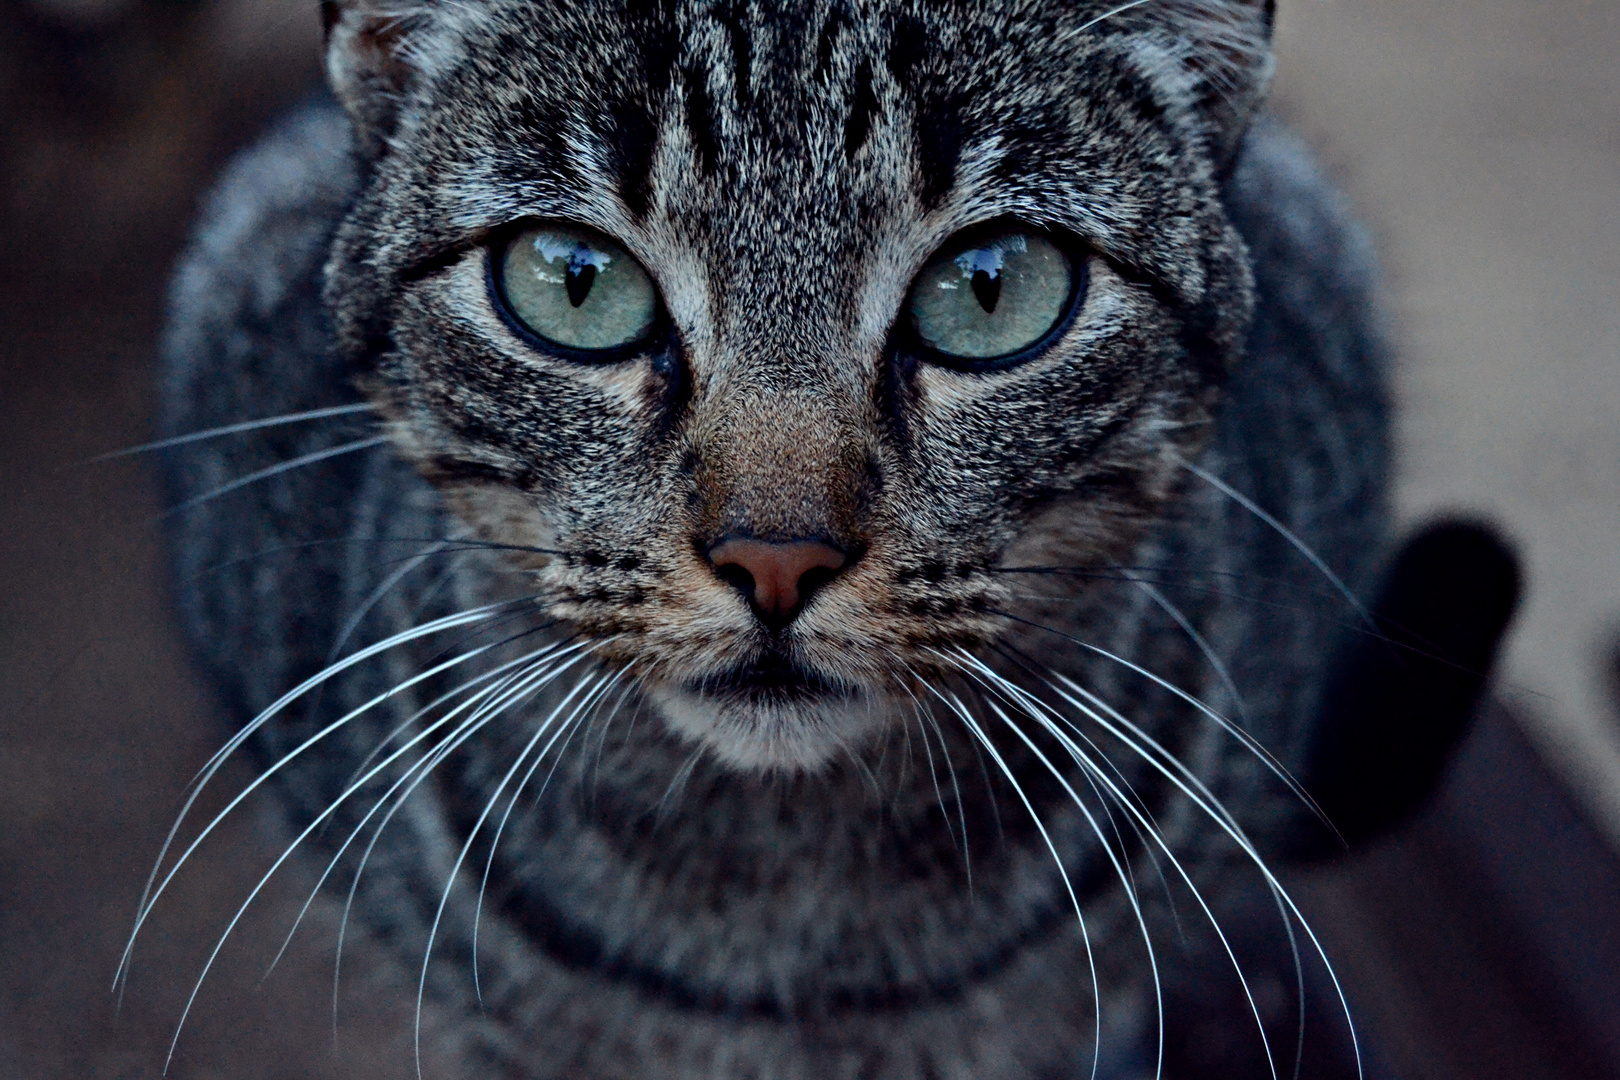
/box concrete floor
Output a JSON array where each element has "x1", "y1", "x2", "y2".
[{"x1": 1, "y1": 1, "x2": 1616, "y2": 1077}]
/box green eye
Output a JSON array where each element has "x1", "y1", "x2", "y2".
[
  {"x1": 907, "y1": 229, "x2": 1077, "y2": 363},
  {"x1": 497, "y1": 224, "x2": 658, "y2": 353}
]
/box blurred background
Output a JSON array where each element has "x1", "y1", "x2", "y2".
[{"x1": 0, "y1": 0, "x2": 1616, "y2": 1076}]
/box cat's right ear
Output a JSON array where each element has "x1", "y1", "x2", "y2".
[
  {"x1": 1115, "y1": 0, "x2": 1277, "y2": 167},
  {"x1": 321, "y1": 0, "x2": 435, "y2": 160}
]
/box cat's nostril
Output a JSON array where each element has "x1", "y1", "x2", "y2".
[{"x1": 706, "y1": 537, "x2": 848, "y2": 628}]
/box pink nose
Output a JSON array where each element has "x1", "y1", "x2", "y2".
[{"x1": 707, "y1": 538, "x2": 848, "y2": 627}]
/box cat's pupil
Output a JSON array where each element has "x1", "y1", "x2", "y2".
[
  {"x1": 565, "y1": 258, "x2": 597, "y2": 308},
  {"x1": 496, "y1": 225, "x2": 657, "y2": 353},
  {"x1": 970, "y1": 268, "x2": 1001, "y2": 314},
  {"x1": 906, "y1": 230, "x2": 1073, "y2": 362}
]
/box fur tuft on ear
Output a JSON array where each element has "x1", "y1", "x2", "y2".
[
  {"x1": 1112, "y1": 0, "x2": 1277, "y2": 166},
  {"x1": 321, "y1": 0, "x2": 440, "y2": 159}
]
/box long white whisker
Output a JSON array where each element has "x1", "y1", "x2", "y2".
[
  {"x1": 655, "y1": 749, "x2": 705, "y2": 824},
  {"x1": 901, "y1": 688, "x2": 961, "y2": 862},
  {"x1": 895, "y1": 699, "x2": 917, "y2": 795},
  {"x1": 330, "y1": 645, "x2": 601, "y2": 1027},
  {"x1": 87, "y1": 403, "x2": 375, "y2": 462},
  {"x1": 925, "y1": 707, "x2": 973, "y2": 888},
  {"x1": 1000, "y1": 610, "x2": 1334, "y2": 835},
  {"x1": 1061, "y1": 0, "x2": 1158, "y2": 41},
  {"x1": 119, "y1": 601, "x2": 516, "y2": 997},
  {"x1": 934, "y1": 655, "x2": 1163, "y2": 1080},
  {"x1": 980, "y1": 657, "x2": 1154, "y2": 906},
  {"x1": 160, "y1": 435, "x2": 391, "y2": 519},
  {"x1": 414, "y1": 669, "x2": 609, "y2": 1079},
  {"x1": 917, "y1": 681, "x2": 1104, "y2": 1080},
  {"x1": 263, "y1": 641, "x2": 582, "y2": 980},
  {"x1": 1002, "y1": 660, "x2": 1360, "y2": 1079},
  {"x1": 990, "y1": 646, "x2": 1188, "y2": 939},
  {"x1": 897, "y1": 674, "x2": 974, "y2": 887},
  {"x1": 1028, "y1": 690, "x2": 1269, "y2": 1080},
  {"x1": 336, "y1": 632, "x2": 572, "y2": 795},
  {"x1": 470, "y1": 663, "x2": 634, "y2": 1004},
  {"x1": 947, "y1": 649, "x2": 1326, "y2": 1080},
  {"x1": 1059, "y1": 663, "x2": 1312, "y2": 1080},
  {"x1": 1134, "y1": 579, "x2": 1253, "y2": 727},
  {"x1": 154, "y1": 642, "x2": 582, "y2": 1072},
  {"x1": 328, "y1": 534, "x2": 469, "y2": 662},
  {"x1": 586, "y1": 675, "x2": 642, "y2": 805},
  {"x1": 1177, "y1": 455, "x2": 1372, "y2": 628}
]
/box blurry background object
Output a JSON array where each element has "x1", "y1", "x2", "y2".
[{"x1": 1, "y1": 0, "x2": 1616, "y2": 1076}]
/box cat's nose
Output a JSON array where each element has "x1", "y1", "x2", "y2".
[{"x1": 706, "y1": 537, "x2": 848, "y2": 629}]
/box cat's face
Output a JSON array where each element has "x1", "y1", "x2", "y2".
[{"x1": 324, "y1": 0, "x2": 1270, "y2": 771}]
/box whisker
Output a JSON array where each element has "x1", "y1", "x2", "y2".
[
  {"x1": 972, "y1": 644, "x2": 1361, "y2": 1078},
  {"x1": 945, "y1": 648, "x2": 1289, "y2": 1080},
  {"x1": 1176, "y1": 455, "x2": 1372, "y2": 629},
  {"x1": 895, "y1": 702, "x2": 918, "y2": 798},
  {"x1": 1024, "y1": 691, "x2": 1254, "y2": 1080},
  {"x1": 330, "y1": 644, "x2": 600, "y2": 1029},
  {"x1": 918, "y1": 681, "x2": 1106, "y2": 1080},
  {"x1": 997, "y1": 571, "x2": 1348, "y2": 622},
  {"x1": 191, "y1": 535, "x2": 575, "y2": 581},
  {"x1": 328, "y1": 534, "x2": 469, "y2": 662},
  {"x1": 1004, "y1": 581, "x2": 1485, "y2": 685},
  {"x1": 1133, "y1": 579, "x2": 1253, "y2": 726},
  {"x1": 265, "y1": 640, "x2": 583, "y2": 978},
  {"x1": 993, "y1": 608, "x2": 1333, "y2": 835},
  {"x1": 470, "y1": 663, "x2": 634, "y2": 1004},
  {"x1": 895, "y1": 683, "x2": 962, "y2": 866},
  {"x1": 85, "y1": 402, "x2": 375, "y2": 463},
  {"x1": 924, "y1": 704, "x2": 974, "y2": 889},
  {"x1": 934, "y1": 656, "x2": 1164, "y2": 1080},
  {"x1": 414, "y1": 668, "x2": 613, "y2": 1078},
  {"x1": 159, "y1": 435, "x2": 391, "y2": 519},
  {"x1": 655, "y1": 748, "x2": 705, "y2": 825},
  {"x1": 1065, "y1": 0, "x2": 1158, "y2": 40},
  {"x1": 119, "y1": 598, "x2": 526, "y2": 997},
  {"x1": 153, "y1": 637, "x2": 567, "y2": 1071},
  {"x1": 1047, "y1": 584, "x2": 1314, "y2": 1071},
  {"x1": 898, "y1": 675, "x2": 975, "y2": 889},
  {"x1": 585, "y1": 675, "x2": 642, "y2": 806},
  {"x1": 991, "y1": 643, "x2": 1188, "y2": 937},
  {"x1": 976, "y1": 650, "x2": 1155, "y2": 913},
  {"x1": 337, "y1": 627, "x2": 569, "y2": 791},
  {"x1": 268, "y1": 647, "x2": 579, "y2": 982}
]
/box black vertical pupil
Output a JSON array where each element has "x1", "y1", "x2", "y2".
[
  {"x1": 565, "y1": 253, "x2": 598, "y2": 308},
  {"x1": 970, "y1": 266, "x2": 1001, "y2": 314}
]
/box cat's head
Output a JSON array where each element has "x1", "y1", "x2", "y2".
[{"x1": 320, "y1": 0, "x2": 1273, "y2": 771}]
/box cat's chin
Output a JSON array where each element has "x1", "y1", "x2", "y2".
[{"x1": 648, "y1": 681, "x2": 893, "y2": 773}]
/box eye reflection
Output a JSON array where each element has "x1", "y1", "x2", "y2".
[
  {"x1": 497, "y1": 224, "x2": 658, "y2": 353},
  {"x1": 908, "y1": 229, "x2": 1077, "y2": 362}
]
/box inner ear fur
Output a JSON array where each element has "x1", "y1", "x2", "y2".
[{"x1": 321, "y1": 0, "x2": 435, "y2": 159}]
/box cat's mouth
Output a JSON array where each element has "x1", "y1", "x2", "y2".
[
  {"x1": 684, "y1": 649, "x2": 854, "y2": 704},
  {"x1": 648, "y1": 648, "x2": 888, "y2": 772}
]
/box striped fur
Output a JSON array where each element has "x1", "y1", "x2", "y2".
[{"x1": 158, "y1": 2, "x2": 1388, "y2": 1076}]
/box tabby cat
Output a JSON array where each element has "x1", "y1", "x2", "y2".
[{"x1": 144, "y1": 0, "x2": 1402, "y2": 1076}]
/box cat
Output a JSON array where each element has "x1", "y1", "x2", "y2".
[{"x1": 139, "y1": 1, "x2": 1416, "y2": 1076}]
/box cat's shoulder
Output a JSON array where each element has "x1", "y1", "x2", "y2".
[
  {"x1": 1225, "y1": 117, "x2": 1384, "y2": 328},
  {"x1": 1223, "y1": 115, "x2": 1389, "y2": 412},
  {"x1": 162, "y1": 98, "x2": 357, "y2": 429},
  {"x1": 169, "y1": 98, "x2": 355, "y2": 329}
]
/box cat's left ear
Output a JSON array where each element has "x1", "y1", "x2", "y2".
[
  {"x1": 320, "y1": 0, "x2": 440, "y2": 159},
  {"x1": 1144, "y1": 0, "x2": 1277, "y2": 165}
]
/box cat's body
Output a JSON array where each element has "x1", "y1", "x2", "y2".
[{"x1": 157, "y1": 2, "x2": 1388, "y2": 1076}]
